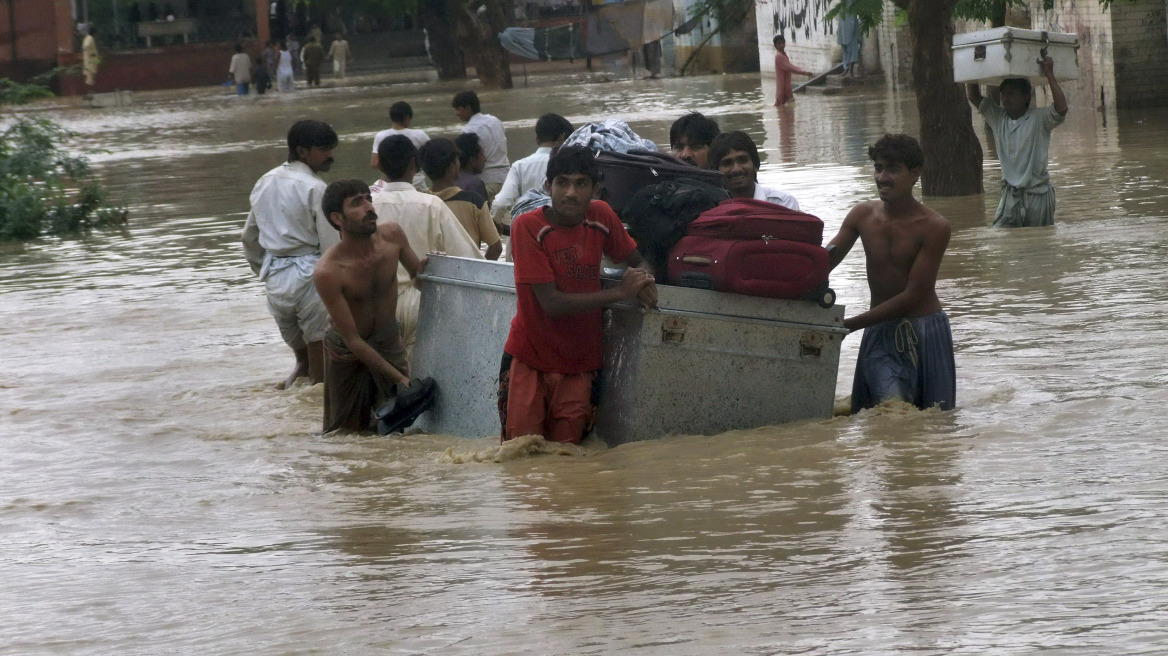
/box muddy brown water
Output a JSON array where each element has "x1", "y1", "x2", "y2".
[{"x1": 3, "y1": 74, "x2": 1168, "y2": 654}]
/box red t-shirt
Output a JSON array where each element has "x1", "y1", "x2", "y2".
[{"x1": 504, "y1": 201, "x2": 638, "y2": 374}]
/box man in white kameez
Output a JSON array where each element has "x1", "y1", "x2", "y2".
[
  {"x1": 372, "y1": 135, "x2": 483, "y2": 362},
  {"x1": 242, "y1": 120, "x2": 340, "y2": 388}
]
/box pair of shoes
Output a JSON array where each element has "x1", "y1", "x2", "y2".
[{"x1": 375, "y1": 377, "x2": 437, "y2": 435}]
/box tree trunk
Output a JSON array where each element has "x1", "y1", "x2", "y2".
[
  {"x1": 418, "y1": 1, "x2": 468, "y2": 80},
  {"x1": 450, "y1": 0, "x2": 513, "y2": 89},
  {"x1": 906, "y1": 0, "x2": 983, "y2": 196}
]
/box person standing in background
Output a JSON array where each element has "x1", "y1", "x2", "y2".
[
  {"x1": 301, "y1": 36, "x2": 324, "y2": 87},
  {"x1": 837, "y1": 11, "x2": 862, "y2": 77},
  {"x1": 773, "y1": 34, "x2": 812, "y2": 106},
  {"x1": 276, "y1": 41, "x2": 295, "y2": 92},
  {"x1": 228, "y1": 43, "x2": 252, "y2": 96},
  {"x1": 327, "y1": 33, "x2": 351, "y2": 79},
  {"x1": 82, "y1": 26, "x2": 101, "y2": 97},
  {"x1": 453, "y1": 90, "x2": 510, "y2": 202}
]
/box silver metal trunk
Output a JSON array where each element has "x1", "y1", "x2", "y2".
[{"x1": 410, "y1": 255, "x2": 846, "y2": 444}]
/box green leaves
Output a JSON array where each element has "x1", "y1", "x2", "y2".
[{"x1": 0, "y1": 117, "x2": 127, "y2": 240}]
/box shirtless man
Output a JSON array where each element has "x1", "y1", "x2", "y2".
[
  {"x1": 826, "y1": 134, "x2": 956, "y2": 413},
  {"x1": 313, "y1": 179, "x2": 425, "y2": 432}
]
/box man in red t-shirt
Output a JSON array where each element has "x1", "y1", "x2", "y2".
[{"x1": 502, "y1": 146, "x2": 657, "y2": 444}]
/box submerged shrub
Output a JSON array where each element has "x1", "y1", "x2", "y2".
[{"x1": 0, "y1": 117, "x2": 127, "y2": 240}]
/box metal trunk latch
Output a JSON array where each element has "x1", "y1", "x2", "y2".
[
  {"x1": 799, "y1": 332, "x2": 826, "y2": 358},
  {"x1": 661, "y1": 316, "x2": 687, "y2": 343}
]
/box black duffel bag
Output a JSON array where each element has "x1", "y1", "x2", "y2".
[
  {"x1": 595, "y1": 149, "x2": 724, "y2": 218},
  {"x1": 622, "y1": 179, "x2": 729, "y2": 279}
]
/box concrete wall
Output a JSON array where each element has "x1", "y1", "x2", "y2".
[
  {"x1": 756, "y1": 0, "x2": 838, "y2": 73},
  {"x1": 876, "y1": 1, "x2": 912, "y2": 88},
  {"x1": 1109, "y1": 0, "x2": 1168, "y2": 107},
  {"x1": 1028, "y1": 0, "x2": 1168, "y2": 110},
  {"x1": 757, "y1": 0, "x2": 905, "y2": 79}
]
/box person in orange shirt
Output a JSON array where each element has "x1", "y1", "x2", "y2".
[{"x1": 773, "y1": 34, "x2": 812, "y2": 106}]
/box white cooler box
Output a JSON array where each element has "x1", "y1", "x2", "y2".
[{"x1": 953, "y1": 27, "x2": 1079, "y2": 85}]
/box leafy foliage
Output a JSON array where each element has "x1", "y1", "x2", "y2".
[
  {"x1": 0, "y1": 70, "x2": 61, "y2": 105},
  {"x1": 0, "y1": 117, "x2": 127, "y2": 240}
]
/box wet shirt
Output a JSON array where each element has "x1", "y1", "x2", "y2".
[
  {"x1": 492, "y1": 146, "x2": 552, "y2": 225},
  {"x1": 505, "y1": 201, "x2": 637, "y2": 374},
  {"x1": 463, "y1": 112, "x2": 511, "y2": 185},
  {"x1": 431, "y1": 186, "x2": 500, "y2": 248},
  {"x1": 241, "y1": 161, "x2": 336, "y2": 278},
  {"x1": 301, "y1": 43, "x2": 324, "y2": 67},
  {"x1": 371, "y1": 127, "x2": 430, "y2": 152},
  {"x1": 229, "y1": 53, "x2": 251, "y2": 84},
  {"x1": 979, "y1": 98, "x2": 1066, "y2": 190},
  {"x1": 371, "y1": 181, "x2": 482, "y2": 296},
  {"x1": 753, "y1": 183, "x2": 800, "y2": 211}
]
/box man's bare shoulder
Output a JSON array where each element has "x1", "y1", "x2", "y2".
[
  {"x1": 845, "y1": 199, "x2": 884, "y2": 225},
  {"x1": 375, "y1": 221, "x2": 406, "y2": 244},
  {"x1": 914, "y1": 203, "x2": 951, "y2": 236},
  {"x1": 314, "y1": 247, "x2": 341, "y2": 281}
]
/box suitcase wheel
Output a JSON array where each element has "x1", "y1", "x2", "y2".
[{"x1": 818, "y1": 287, "x2": 836, "y2": 308}]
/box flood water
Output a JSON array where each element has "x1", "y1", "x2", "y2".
[{"x1": 3, "y1": 74, "x2": 1168, "y2": 654}]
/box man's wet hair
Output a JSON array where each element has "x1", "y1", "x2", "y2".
[
  {"x1": 454, "y1": 132, "x2": 482, "y2": 168},
  {"x1": 545, "y1": 145, "x2": 599, "y2": 184},
  {"x1": 452, "y1": 90, "x2": 480, "y2": 115},
  {"x1": 389, "y1": 101, "x2": 413, "y2": 124},
  {"x1": 287, "y1": 120, "x2": 338, "y2": 162},
  {"x1": 669, "y1": 112, "x2": 720, "y2": 151},
  {"x1": 868, "y1": 133, "x2": 925, "y2": 170},
  {"x1": 535, "y1": 113, "x2": 574, "y2": 144},
  {"x1": 709, "y1": 131, "x2": 761, "y2": 173},
  {"x1": 377, "y1": 134, "x2": 417, "y2": 180},
  {"x1": 418, "y1": 138, "x2": 460, "y2": 182},
  {"x1": 999, "y1": 77, "x2": 1033, "y2": 100},
  {"x1": 772, "y1": 34, "x2": 785, "y2": 46},
  {"x1": 321, "y1": 179, "x2": 371, "y2": 229}
]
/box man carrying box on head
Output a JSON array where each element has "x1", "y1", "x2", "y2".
[
  {"x1": 967, "y1": 56, "x2": 1068, "y2": 228},
  {"x1": 501, "y1": 146, "x2": 658, "y2": 444}
]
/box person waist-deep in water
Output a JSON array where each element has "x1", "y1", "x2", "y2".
[
  {"x1": 967, "y1": 56, "x2": 1068, "y2": 228},
  {"x1": 241, "y1": 120, "x2": 341, "y2": 390},
  {"x1": 825, "y1": 134, "x2": 956, "y2": 413},
  {"x1": 313, "y1": 179, "x2": 425, "y2": 433},
  {"x1": 501, "y1": 146, "x2": 658, "y2": 444}
]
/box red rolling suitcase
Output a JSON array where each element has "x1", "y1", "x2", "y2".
[
  {"x1": 667, "y1": 199, "x2": 836, "y2": 306},
  {"x1": 684, "y1": 197, "x2": 824, "y2": 244}
]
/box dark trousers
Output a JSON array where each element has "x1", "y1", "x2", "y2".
[{"x1": 305, "y1": 64, "x2": 321, "y2": 86}]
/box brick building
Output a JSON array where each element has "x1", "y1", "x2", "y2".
[{"x1": 0, "y1": 0, "x2": 271, "y2": 95}]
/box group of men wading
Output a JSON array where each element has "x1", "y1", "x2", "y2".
[{"x1": 243, "y1": 54, "x2": 1066, "y2": 440}]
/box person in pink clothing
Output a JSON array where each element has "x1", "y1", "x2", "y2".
[{"x1": 773, "y1": 34, "x2": 812, "y2": 106}]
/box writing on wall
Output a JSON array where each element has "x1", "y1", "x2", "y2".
[{"x1": 771, "y1": 0, "x2": 834, "y2": 44}]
